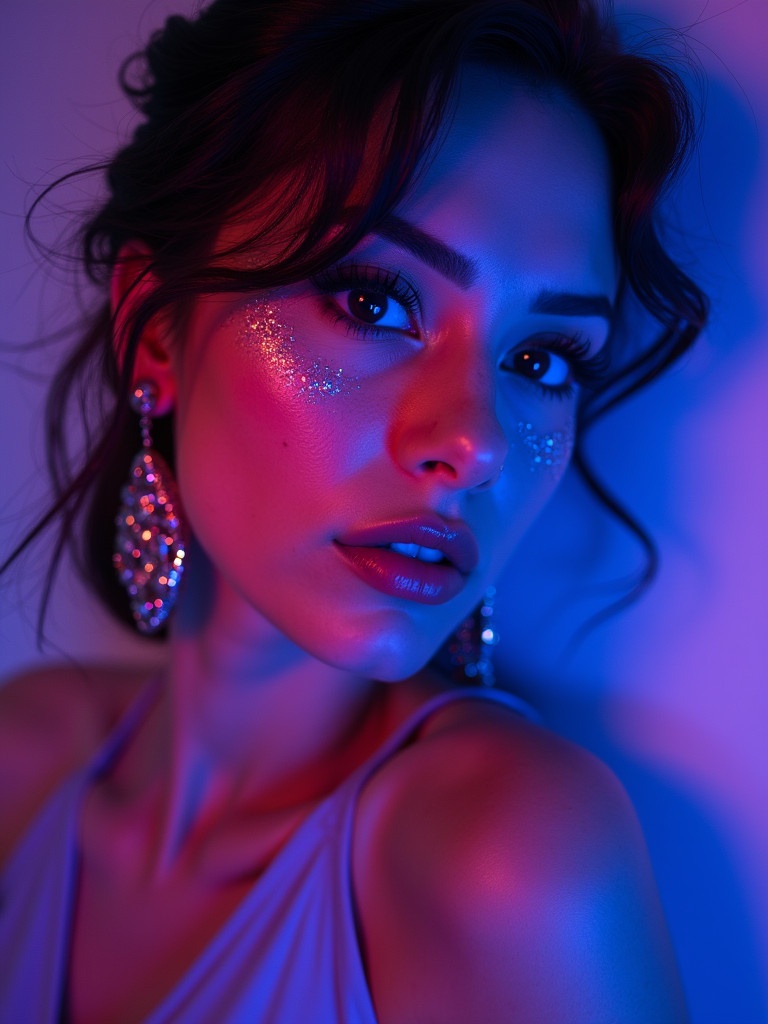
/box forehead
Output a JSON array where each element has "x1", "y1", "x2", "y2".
[
  {"x1": 215, "y1": 67, "x2": 616, "y2": 304},
  {"x1": 398, "y1": 68, "x2": 616, "y2": 296}
]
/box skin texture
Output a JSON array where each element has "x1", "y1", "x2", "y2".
[{"x1": 0, "y1": 71, "x2": 687, "y2": 1024}]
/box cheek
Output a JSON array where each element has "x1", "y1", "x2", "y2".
[
  {"x1": 514, "y1": 418, "x2": 574, "y2": 472},
  {"x1": 222, "y1": 297, "x2": 398, "y2": 482},
  {"x1": 231, "y1": 299, "x2": 361, "y2": 402},
  {"x1": 484, "y1": 410, "x2": 576, "y2": 569},
  {"x1": 172, "y1": 300, "x2": 384, "y2": 539}
]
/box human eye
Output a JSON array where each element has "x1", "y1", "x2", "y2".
[
  {"x1": 312, "y1": 264, "x2": 421, "y2": 339},
  {"x1": 502, "y1": 334, "x2": 610, "y2": 399}
]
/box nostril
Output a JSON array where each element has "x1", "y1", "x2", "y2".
[{"x1": 420, "y1": 459, "x2": 458, "y2": 478}]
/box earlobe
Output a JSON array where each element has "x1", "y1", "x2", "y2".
[{"x1": 111, "y1": 241, "x2": 177, "y2": 416}]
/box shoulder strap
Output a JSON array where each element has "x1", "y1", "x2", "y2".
[{"x1": 352, "y1": 685, "x2": 539, "y2": 788}]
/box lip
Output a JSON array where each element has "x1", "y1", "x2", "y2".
[{"x1": 334, "y1": 514, "x2": 479, "y2": 605}]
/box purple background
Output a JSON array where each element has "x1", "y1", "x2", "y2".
[{"x1": 1, "y1": 1, "x2": 766, "y2": 1020}]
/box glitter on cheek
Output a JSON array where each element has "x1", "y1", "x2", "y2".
[
  {"x1": 230, "y1": 300, "x2": 360, "y2": 401},
  {"x1": 515, "y1": 420, "x2": 574, "y2": 471}
]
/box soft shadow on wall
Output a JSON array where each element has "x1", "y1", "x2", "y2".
[{"x1": 496, "y1": 9, "x2": 767, "y2": 1022}]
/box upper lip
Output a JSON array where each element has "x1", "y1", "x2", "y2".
[{"x1": 334, "y1": 514, "x2": 479, "y2": 575}]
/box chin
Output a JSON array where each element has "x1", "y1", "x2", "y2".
[
  {"x1": 325, "y1": 640, "x2": 437, "y2": 684},
  {"x1": 300, "y1": 616, "x2": 443, "y2": 683}
]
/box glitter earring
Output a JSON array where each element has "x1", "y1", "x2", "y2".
[
  {"x1": 113, "y1": 381, "x2": 187, "y2": 634},
  {"x1": 448, "y1": 586, "x2": 499, "y2": 686}
]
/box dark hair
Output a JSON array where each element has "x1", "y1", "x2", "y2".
[{"x1": 8, "y1": 0, "x2": 708, "y2": 641}]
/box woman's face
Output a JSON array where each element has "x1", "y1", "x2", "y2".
[{"x1": 168, "y1": 72, "x2": 617, "y2": 680}]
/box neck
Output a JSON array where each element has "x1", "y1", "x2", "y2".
[
  {"x1": 165, "y1": 624, "x2": 384, "y2": 801},
  {"x1": 113, "y1": 577, "x2": 396, "y2": 880}
]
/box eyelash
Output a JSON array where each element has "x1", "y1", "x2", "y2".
[
  {"x1": 512, "y1": 334, "x2": 611, "y2": 400},
  {"x1": 312, "y1": 264, "x2": 421, "y2": 339},
  {"x1": 311, "y1": 264, "x2": 611, "y2": 397}
]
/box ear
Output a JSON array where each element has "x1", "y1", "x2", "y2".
[{"x1": 111, "y1": 241, "x2": 177, "y2": 416}]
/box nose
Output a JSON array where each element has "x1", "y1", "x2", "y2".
[{"x1": 390, "y1": 352, "x2": 508, "y2": 492}]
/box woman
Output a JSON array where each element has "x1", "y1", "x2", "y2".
[{"x1": 0, "y1": 1, "x2": 707, "y2": 1021}]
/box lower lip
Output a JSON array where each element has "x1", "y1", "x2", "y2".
[{"x1": 333, "y1": 543, "x2": 467, "y2": 605}]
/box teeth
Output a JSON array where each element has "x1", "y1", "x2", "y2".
[{"x1": 389, "y1": 542, "x2": 445, "y2": 564}]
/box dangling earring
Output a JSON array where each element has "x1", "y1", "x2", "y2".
[
  {"x1": 113, "y1": 381, "x2": 187, "y2": 634},
  {"x1": 448, "y1": 586, "x2": 499, "y2": 686}
]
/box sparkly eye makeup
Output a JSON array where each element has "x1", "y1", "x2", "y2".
[
  {"x1": 312, "y1": 264, "x2": 421, "y2": 339},
  {"x1": 231, "y1": 299, "x2": 360, "y2": 401},
  {"x1": 515, "y1": 420, "x2": 574, "y2": 471},
  {"x1": 502, "y1": 334, "x2": 610, "y2": 399}
]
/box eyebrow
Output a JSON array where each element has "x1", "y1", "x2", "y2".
[
  {"x1": 375, "y1": 215, "x2": 614, "y2": 321},
  {"x1": 377, "y1": 215, "x2": 479, "y2": 290},
  {"x1": 530, "y1": 289, "x2": 614, "y2": 322}
]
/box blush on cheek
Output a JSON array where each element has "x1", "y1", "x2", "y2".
[
  {"x1": 516, "y1": 420, "x2": 574, "y2": 471},
  {"x1": 229, "y1": 299, "x2": 360, "y2": 402}
]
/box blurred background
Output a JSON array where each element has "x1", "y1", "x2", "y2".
[{"x1": 1, "y1": 1, "x2": 765, "y2": 1020}]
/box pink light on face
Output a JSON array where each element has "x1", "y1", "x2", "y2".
[{"x1": 232, "y1": 299, "x2": 360, "y2": 402}]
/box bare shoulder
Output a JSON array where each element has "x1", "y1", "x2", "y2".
[
  {"x1": 354, "y1": 695, "x2": 688, "y2": 1024},
  {"x1": 0, "y1": 663, "x2": 151, "y2": 866}
]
